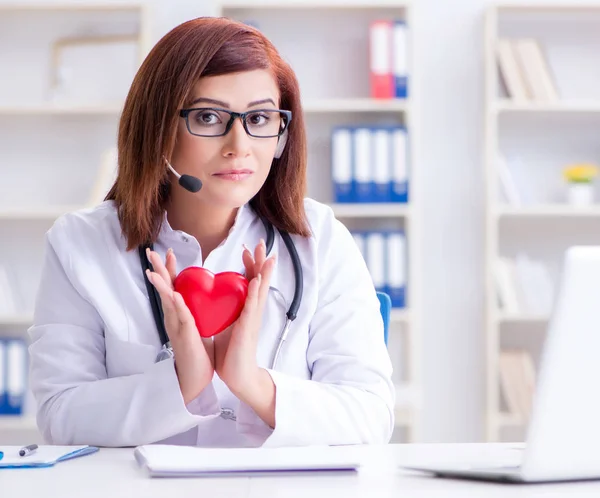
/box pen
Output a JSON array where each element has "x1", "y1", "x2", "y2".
[{"x1": 19, "y1": 444, "x2": 38, "y2": 457}]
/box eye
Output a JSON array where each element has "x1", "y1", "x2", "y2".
[
  {"x1": 247, "y1": 112, "x2": 270, "y2": 126},
  {"x1": 194, "y1": 110, "x2": 222, "y2": 126}
]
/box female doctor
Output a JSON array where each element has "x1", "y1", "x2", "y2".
[{"x1": 27, "y1": 16, "x2": 395, "y2": 448}]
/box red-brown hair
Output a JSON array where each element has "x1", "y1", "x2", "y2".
[{"x1": 107, "y1": 16, "x2": 310, "y2": 250}]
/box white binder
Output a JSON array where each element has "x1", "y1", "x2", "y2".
[
  {"x1": 353, "y1": 128, "x2": 373, "y2": 203},
  {"x1": 373, "y1": 128, "x2": 391, "y2": 202},
  {"x1": 366, "y1": 232, "x2": 386, "y2": 293},
  {"x1": 0, "y1": 340, "x2": 6, "y2": 414},
  {"x1": 6, "y1": 339, "x2": 26, "y2": 415},
  {"x1": 387, "y1": 231, "x2": 407, "y2": 308}
]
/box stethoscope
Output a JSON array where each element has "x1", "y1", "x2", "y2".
[{"x1": 138, "y1": 212, "x2": 303, "y2": 370}]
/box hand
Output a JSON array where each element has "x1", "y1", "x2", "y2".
[
  {"x1": 145, "y1": 247, "x2": 215, "y2": 404},
  {"x1": 214, "y1": 239, "x2": 276, "y2": 399}
]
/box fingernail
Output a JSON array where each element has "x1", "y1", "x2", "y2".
[
  {"x1": 260, "y1": 238, "x2": 266, "y2": 248},
  {"x1": 146, "y1": 247, "x2": 151, "y2": 260},
  {"x1": 242, "y1": 243, "x2": 251, "y2": 254},
  {"x1": 167, "y1": 247, "x2": 173, "y2": 257},
  {"x1": 145, "y1": 269, "x2": 152, "y2": 281}
]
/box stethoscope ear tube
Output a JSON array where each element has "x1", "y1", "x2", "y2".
[
  {"x1": 278, "y1": 229, "x2": 303, "y2": 320},
  {"x1": 139, "y1": 244, "x2": 170, "y2": 348}
]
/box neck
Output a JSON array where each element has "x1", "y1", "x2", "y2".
[{"x1": 166, "y1": 192, "x2": 239, "y2": 259}]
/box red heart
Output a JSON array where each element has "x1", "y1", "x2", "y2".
[{"x1": 173, "y1": 267, "x2": 248, "y2": 338}]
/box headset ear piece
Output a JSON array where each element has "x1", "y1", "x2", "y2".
[{"x1": 274, "y1": 128, "x2": 288, "y2": 159}]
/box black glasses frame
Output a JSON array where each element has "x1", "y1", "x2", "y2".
[{"x1": 179, "y1": 107, "x2": 292, "y2": 138}]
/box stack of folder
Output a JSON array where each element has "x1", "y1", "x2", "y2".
[
  {"x1": 352, "y1": 230, "x2": 407, "y2": 308},
  {"x1": 0, "y1": 338, "x2": 27, "y2": 415},
  {"x1": 332, "y1": 126, "x2": 409, "y2": 204}
]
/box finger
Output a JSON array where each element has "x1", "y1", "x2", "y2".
[
  {"x1": 173, "y1": 291, "x2": 196, "y2": 329},
  {"x1": 165, "y1": 248, "x2": 177, "y2": 283},
  {"x1": 258, "y1": 256, "x2": 276, "y2": 308},
  {"x1": 147, "y1": 248, "x2": 173, "y2": 289},
  {"x1": 146, "y1": 269, "x2": 179, "y2": 333},
  {"x1": 242, "y1": 244, "x2": 255, "y2": 280},
  {"x1": 239, "y1": 273, "x2": 261, "y2": 324},
  {"x1": 254, "y1": 239, "x2": 267, "y2": 274}
]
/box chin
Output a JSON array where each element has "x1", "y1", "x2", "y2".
[{"x1": 207, "y1": 189, "x2": 256, "y2": 209}]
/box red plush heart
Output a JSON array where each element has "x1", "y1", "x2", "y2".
[{"x1": 173, "y1": 267, "x2": 248, "y2": 338}]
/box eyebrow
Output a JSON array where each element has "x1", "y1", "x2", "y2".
[{"x1": 188, "y1": 97, "x2": 277, "y2": 108}]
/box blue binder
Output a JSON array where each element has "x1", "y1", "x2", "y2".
[
  {"x1": 386, "y1": 230, "x2": 407, "y2": 308},
  {"x1": 393, "y1": 20, "x2": 408, "y2": 98},
  {"x1": 391, "y1": 126, "x2": 409, "y2": 203},
  {"x1": 331, "y1": 127, "x2": 354, "y2": 203},
  {"x1": 0, "y1": 339, "x2": 6, "y2": 415},
  {"x1": 4, "y1": 339, "x2": 26, "y2": 415},
  {"x1": 353, "y1": 127, "x2": 374, "y2": 203},
  {"x1": 372, "y1": 127, "x2": 392, "y2": 203}
]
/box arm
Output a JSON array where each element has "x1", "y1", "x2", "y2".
[
  {"x1": 28, "y1": 230, "x2": 220, "y2": 447},
  {"x1": 237, "y1": 213, "x2": 396, "y2": 446}
]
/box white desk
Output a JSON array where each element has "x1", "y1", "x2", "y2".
[{"x1": 4, "y1": 443, "x2": 600, "y2": 497}]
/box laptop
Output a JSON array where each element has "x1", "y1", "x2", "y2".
[{"x1": 404, "y1": 246, "x2": 600, "y2": 483}]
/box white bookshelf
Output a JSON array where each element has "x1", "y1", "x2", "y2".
[
  {"x1": 218, "y1": 0, "x2": 421, "y2": 443},
  {"x1": 484, "y1": 4, "x2": 600, "y2": 442},
  {"x1": 0, "y1": 2, "x2": 152, "y2": 442}
]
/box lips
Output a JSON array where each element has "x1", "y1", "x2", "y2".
[{"x1": 213, "y1": 169, "x2": 253, "y2": 176}]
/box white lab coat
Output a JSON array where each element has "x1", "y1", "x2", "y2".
[{"x1": 28, "y1": 198, "x2": 395, "y2": 448}]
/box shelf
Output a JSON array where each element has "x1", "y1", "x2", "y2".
[
  {"x1": 330, "y1": 203, "x2": 410, "y2": 218},
  {"x1": 302, "y1": 98, "x2": 408, "y2": 113},
  {"x1": 496, "y1": 3, "x2": 600, "y2": 13},
  {"x1": 0, "y1": 205, "x2": 83, "y2": 220},
  {"x1": 0, "y1": 104, "x2": 123, "y2": 116},
  {"x1": 493, "y1": 100, "x2": 600, "y2": 114},
  {"x1": 495, "y1": 205, "x2": 600, "y2": 218},
  {"x1": 496, "y1": 313, "x2": 549, "y2": 324},
  {"x1": 221, "y1": 0, "x2": 410, "y2": 9},
  {"x1": 0, "y1": 315, "x2": 33, "y2": 326},
  {"x1": 0, "y1": 3, "x2": 144, "y2": 11}
]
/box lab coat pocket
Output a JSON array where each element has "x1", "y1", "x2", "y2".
[{"x1": 104, "y1": 336, "x2": 157, "y2": 378}]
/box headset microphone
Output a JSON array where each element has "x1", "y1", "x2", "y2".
[{"x1": 165, "y1": 158, "x2": 202, "y2": 193}]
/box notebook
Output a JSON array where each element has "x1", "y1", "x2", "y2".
[
  {"x1": 134, "y1": 444, "x2": 362, "y2": 477},
  {"x1": 0, "y1": 445, "x2": 99, "y2": 468}
]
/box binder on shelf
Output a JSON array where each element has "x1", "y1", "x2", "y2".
[
  {"x1": 331, "y1": 127, "x2": 354, "y2": 203},
  {"x1": 353, "y1": 128, "x2": 373, "y2": 203},
  {"x1": 387, "y1": 231, "x2": 407, "y2": 308},
  {"x1": 351, "y1": 231, "x2": 367, "y2": 262},
  {"x1": 369, "y1": 20, "x2": 394, "y2": 99},
  {"x1": 366, "y1": 232, "x2": 386, "y2": 294},
  {"x1": 391, "y1": 127, "x2": 409, "y2": 203},
  {"x1": 372, "y1": 128, "x2": 392, "y2": 202},
  {"x1": 392, "y1": 21, "x2": 408, "y2": 98},
  {"x1": 0, "y1": 340, "x2": 6, "y2": 415},
  {"x1": 3, "y1": 339, "x2": 26, "y2": 415}
]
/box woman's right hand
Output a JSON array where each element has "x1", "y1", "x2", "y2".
[{"x1": 145, "y1": 247, "x2": 215, "y2": 404}]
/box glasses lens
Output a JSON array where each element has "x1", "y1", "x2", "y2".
[
  {"x1": 187, "y1": 108, "x2": 231, "y2": 136},
  {"x1": 245, "y1": 110, "x2": 285, "y2": 137}
]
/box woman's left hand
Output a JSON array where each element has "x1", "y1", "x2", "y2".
[{"x1": 214, "y1": 239, "x2": 276, "y2": 401}]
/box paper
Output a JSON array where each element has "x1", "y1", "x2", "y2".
[
  {"x1": 135, "y1": 445, "x2": 361, "y2": 477},
  {"x1": 0, "y1": 445, "x2": 98, "y2": 468}
]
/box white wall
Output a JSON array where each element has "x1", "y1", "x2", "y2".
[{"x1": 5, "y1": 0, "x2": 591, "y2": 443}]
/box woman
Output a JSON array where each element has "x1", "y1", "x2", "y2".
[{"x1": 28, "y1": 16, "x2": 395, "y2": 448}]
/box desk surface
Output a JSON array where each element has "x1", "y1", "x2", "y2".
[{"x1": 4, "y1": 443, "x2": 600, "y2": 497}]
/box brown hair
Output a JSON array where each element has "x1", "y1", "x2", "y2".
[{"x1": 106, "y1": 16, "x2": 310, "y2": 250}]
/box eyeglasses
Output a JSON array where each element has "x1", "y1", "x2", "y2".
[{"x1": 179, "y1": 107, "x2": 292, "y2": 138}]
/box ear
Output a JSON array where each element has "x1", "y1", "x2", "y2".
[{"x1": 274, "y1": 128, "x2": 288, "y2": 159}]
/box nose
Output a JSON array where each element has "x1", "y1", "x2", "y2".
[{"x1": 222, "y1": 117, "x2": 251, "y2": 158}]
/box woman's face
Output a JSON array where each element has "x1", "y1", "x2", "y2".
[{"x1": 171, "y1": 69, "x2": 282, "y2": 209}]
